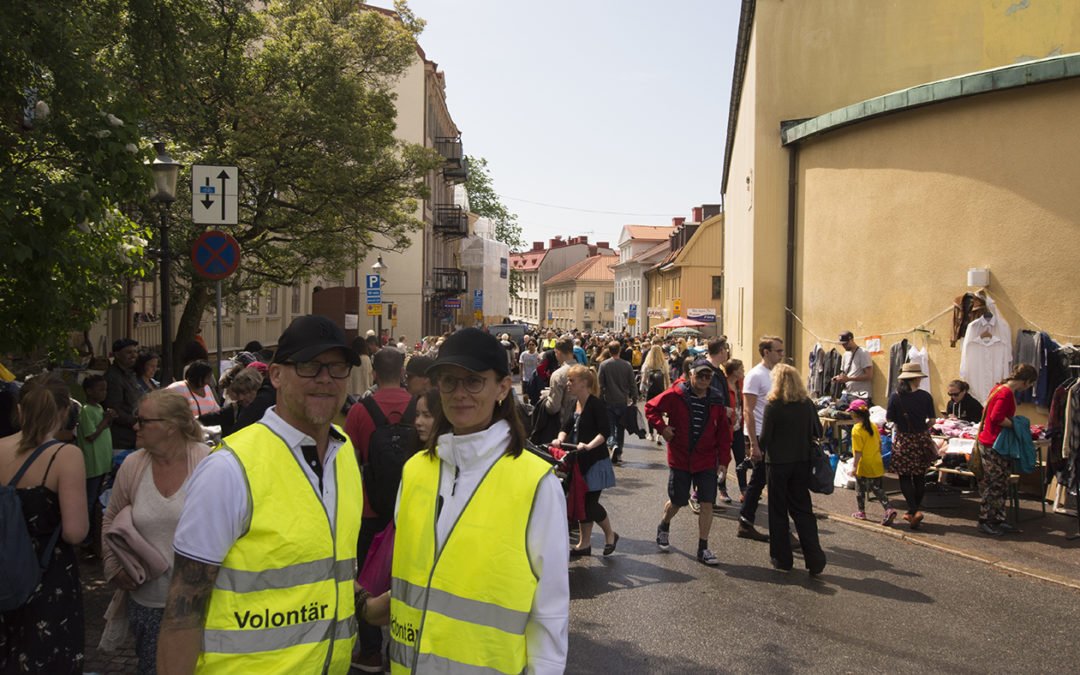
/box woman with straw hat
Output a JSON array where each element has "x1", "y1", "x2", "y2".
[{"x1": 886, "y1": 362, "x2": 938, "y2": 529}]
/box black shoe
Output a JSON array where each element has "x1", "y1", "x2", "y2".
[
  {"x1": 770, "y1": 558, "x2": 792, "y2": 573},
  {"x1": 995, "y1": 521, "x2": 1021, "y2": 534},
  {"x1": 736, "y1": 522, "x2": 769, "y2": 542},
  {"x1": 569, "y1": 546, "x2": 592, "y2": 557},
  {"x1": 808, "y1": 562, "x2": 826, "y2": 577},
  {"x1": 977, "y1": 521, "x2": 1004, "y2": 536},
  {"x1": 603, "y1": 533, "x2": 620, "y2": 556}
]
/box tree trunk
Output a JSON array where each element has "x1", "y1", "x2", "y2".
[{"x1": 172, "y1": 279, "x2": 214, "y2": 380}]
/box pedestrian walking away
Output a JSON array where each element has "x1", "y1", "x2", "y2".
[
  {"x1": 886, "y1": 362, "x2": 938, "y2": 529},
  {"x1": 759, "y1": 364, "x2": 827, "y2": 575},
  {"x1": 598, "y1": 341, "x2": 638, "y2": 464}
]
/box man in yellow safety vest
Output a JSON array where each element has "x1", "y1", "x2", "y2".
[{"x1": 158, "y1": 315, "x2": 364, "y2": 674}]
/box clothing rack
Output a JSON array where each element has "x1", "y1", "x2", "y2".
[{"x1": 1067, "y1": 366, "x2": 1080, "y2": 540}]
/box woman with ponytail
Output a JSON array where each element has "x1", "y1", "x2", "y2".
[{"x1": 0, "y1": 377, "x2": 88, "y2": 674}]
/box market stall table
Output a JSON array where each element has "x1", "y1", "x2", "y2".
[{"x1": 928, "y1": 436, "x2": 1047, "y2": 525}]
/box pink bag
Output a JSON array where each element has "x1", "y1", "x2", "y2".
[{"x1": 357, "y1": 521, "x2": 395, "y2": 595}]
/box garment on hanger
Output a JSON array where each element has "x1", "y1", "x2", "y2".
[
  {"x1": 807, "y1": 343, "x2": 825, "y2": 396},
  {"x1": 951, "y1": 292, "x2": 994, "y2": 347},
  {"x1": 959, "y1": 311, "x2": 1012, "y2": 404},
  {"x1": 906, "y1": 344, "x2": 931, "y2": 394},
  {"x1": 1034, "y1": 332, "x2": 1056, "y2": 406},
  {"x1": 1014, "y1": 329, "x2": 1041, "y2": 404},
  {"x1": 887, "y1": 339, "x2": 909, "y2": 396}
]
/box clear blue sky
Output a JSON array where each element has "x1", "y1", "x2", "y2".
[{"x1": 373, "y1": 0, "x2": 742, "y2": 249}]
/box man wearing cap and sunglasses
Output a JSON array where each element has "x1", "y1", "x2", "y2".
[
  {"x1": 158, "y1": 315, "x2": 365, "y2": 674},
  {"x1": 833, "y1": 331, "x2": 873, "y2": 403}
]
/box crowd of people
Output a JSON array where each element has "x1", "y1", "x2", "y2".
[{"x1": 0, "y1": 317, "x2": 1046, "y2": 673}]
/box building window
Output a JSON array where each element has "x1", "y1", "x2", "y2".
[
  {"x1": 266, "y1": 288, "x2": 279, "y2": 316},
  {"x1": 131, "y1": 279, "x2": 158, "y2": 319},
  {"x1": 291, "y1": 286, "x2": 301, "y2": 314},
  {"x1": 604, "y1": 292, "x2": 614, "y2": 310},
  {"x1": 712, "y1": 275, "x2": 723, "y2": 300},
  {"x1": 584, "y1": 292, "x2": 595, "y2": 310}
]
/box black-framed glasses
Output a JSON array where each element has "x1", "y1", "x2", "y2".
[
  {"x1": 436, "y1": 373, "x2": 488, "y2": 394},
  {"x1": 287, "y1": 361, "x2": 352, "y2": 379},
  {"x1": 135, "y1": 416, "x2": 165, "y2": 426},
  {"x1": 693, "y1": 370, "x2": 714, "y2": 380},
  {"x1": 947, "y1": 392, "x2": 962, "y2": 398}
]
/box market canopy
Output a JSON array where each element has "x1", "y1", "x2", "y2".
[{"x1": 654, "y1": 316, "x2": 708, "y2": 329}]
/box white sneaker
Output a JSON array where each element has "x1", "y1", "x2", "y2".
[
  {"x1": 689, "y1": 494, "x2": 700, "y2": 514},
  {"x1": 697, "y1": 548, "x2": 720, "y2": 565}
]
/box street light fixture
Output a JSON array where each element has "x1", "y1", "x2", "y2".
[
  {"x1": 149, "y1": 141, "x2": 181, "y2": 384},
  {"x1": 371, "y1": 256, "x2": 386, "y2": 341}
]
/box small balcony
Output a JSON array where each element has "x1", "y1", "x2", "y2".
[
  {"x1": 435, "y1": 136, "x2": 468, "y2": 184},
  {"x1": 433, "y1": 268, "x2": 468, "y2": 294},
  {"x1": 434, "y1": 204, "x2": 468, "y2": 238}
]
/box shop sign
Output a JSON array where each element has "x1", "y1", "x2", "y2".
[
  {"x1": 673, "y1": 299, "x2": 682, "y2": 316},
  {"x1": 646, "y1": 306, "x2": 667, "y2": 318},
  {"x1": 687, "y1": 308, "x2": 717, "y2": 323}
]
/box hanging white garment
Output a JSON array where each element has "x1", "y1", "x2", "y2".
[
  {"x1": 906, "y1": 345, "x2": 931, "y2": 393},
  {"x1": 959, "y1": 312, "x2": 1012, "y2": 403}
]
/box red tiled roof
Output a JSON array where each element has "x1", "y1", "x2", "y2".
[
  {"x1": 623, "y1": 225, "x2": 674, "y2": 241},
  {"x1": 510, "y1": 251, "x2": 545, "y2": 271},
  {"x1": 544, "y1": 256, "x2": 617, "y2": 285}
]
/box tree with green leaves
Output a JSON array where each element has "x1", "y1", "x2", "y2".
[
  {"x1": 124, "y1": 0, "x2": 442, "y2": 376},
  {"x1": 464, "y1": 155, "x2": 525, "y2": 297},
  {"x1": 0, "y1": 1, "x2": 154, "y2": 358}
]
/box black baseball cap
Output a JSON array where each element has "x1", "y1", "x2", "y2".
[
  {"x1": 112, "y1": 338, "x2": 138, "y2": 353},
  {"x1": 427, "y1": 328, "x2": 509, "y2": 377},
  {"x1": 406, "y1": 355, "x2": 435, "y2": 377},
  {"x1": 689, "y1": 357, "x2": 716, "y2": 374},
  {"x1": 839, "y1": 331, "x2": 854, "y2": 342},
  {"x1": 272, "y1": 315, "x2": 359, "y2": 365}
]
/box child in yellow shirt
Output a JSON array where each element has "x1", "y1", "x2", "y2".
[{"x1": 848, "y1": 400, "x2": 897, "y2": 526}]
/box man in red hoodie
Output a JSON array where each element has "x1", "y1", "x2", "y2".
[{"x1": 645, "y1": 357, "x2": 732, "y2": 565}]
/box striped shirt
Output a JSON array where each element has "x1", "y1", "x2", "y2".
[{"x1": 687, "y1": 391, "x2": 710, "y2": 451}]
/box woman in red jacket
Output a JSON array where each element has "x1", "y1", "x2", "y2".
[
  {"x1": 976, "y1": 364, "x2": 1037, "y2": 536},
  {"x1": 645, "y1": 358, "x2": 732, "y2": 565}
]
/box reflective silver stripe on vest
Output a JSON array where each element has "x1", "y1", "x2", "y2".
[
  {"x1": 203, "y1": 616, "x2": 353, "y2": 654},
  {"x1": 389, "y1": 641, "x2": 525, "y2": 675},
  {"x1": 391, "y1": 578, "x2": 529, "y2": 635},
  {"x1": 216, "y1": 558, "x2": 356, "y2": 593}
]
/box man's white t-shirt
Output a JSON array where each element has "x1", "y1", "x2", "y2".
[
  {"x1": 743, "y1": 363, "x2": 772, "y2": 439},
  {"x1": 841, "y1": 347, "x2": 873, "y2": 395}
]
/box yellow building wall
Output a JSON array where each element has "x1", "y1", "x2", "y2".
[
  {"x1": 794, "y1": 79, "x2": 1080, "y2": 413},
  {"x1": 725, "y1": 0, "x2": 1080, "y2": 365},
  {"x1": 674, "y1": 213, "x2": 724, "y2": 334}
]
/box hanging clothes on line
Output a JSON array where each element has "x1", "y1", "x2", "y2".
[
  {"x1": 951, "y1": 292, "x2": 994, "y2": 347},
  {"x1": 959, "y1": 306, "x2": 1012, "y2": 404},
  {"x1": 807, "y1": 342, "x2": 826, "y2": 396},
  {"x1": 1014, "y1": 329, "x2": 1042, "y2": 404},
  {"x1": 887, "y1": 339, "x2": 909, "y2": 396},
  {"x1": 906, "y1": 344, "x2": 931, "y2": 394}
]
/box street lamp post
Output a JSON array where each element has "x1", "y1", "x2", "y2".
[
  {"x1": 372, "y1": 256, "x2": 386, "y2": 342},
  {"x1": 150, "y1": 141, "x2": 181, "y2": 384}
]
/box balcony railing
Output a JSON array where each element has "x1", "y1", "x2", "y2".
[
  {"x1": 433, "y1": 267, "x2": 468, "y2": 294},
  {"x1": 434, "y1": 204, "x2": 468, "y2": 238},
  {"x1": 435, "y1": 136, "x2": 468, "y2": 183}
]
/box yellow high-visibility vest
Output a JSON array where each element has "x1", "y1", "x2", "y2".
[
  {"x1": 197, "y1": 423, "x2": 362, "y2": 674},
  {"x1": 389, "y1": 449, "x2": 552, "y2": 674}
]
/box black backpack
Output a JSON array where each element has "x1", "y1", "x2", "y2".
[
  {"x1": 1, "y1": 440, "x2": 64, "y2": 612},
  {"x1": 361, "y1": 396, "x2": 421, "y2": 518}
]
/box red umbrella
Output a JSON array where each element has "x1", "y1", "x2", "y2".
[{"x1": 653, "y1": 316, "x2": 708, "y2": 329}]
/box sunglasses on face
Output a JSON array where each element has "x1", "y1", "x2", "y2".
[
  {"x1": 287, "y1": 361, "x2": 352, "y2": 379},
  {"x1": 948, "y1": 392, "x2": 962, "y2": 398},
  {"x1": 135, "y1": 416, "x2": 164, "y2": 426}
]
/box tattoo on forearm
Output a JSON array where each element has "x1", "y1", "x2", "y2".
[{"x1": 162, "y1": 554, "x2": 220, "y2": 629}]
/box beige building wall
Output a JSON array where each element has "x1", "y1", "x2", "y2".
[
  {"x1": 672, "y1": 213, "x2": 724, "y2": 337},
  {"x1": 794, "y1": 79, "x2": 1080, "y2": 408},
  {"x1": 545, "y1": 279, "x2": 616, "y2": 333},
  {"x1": 723, "y1": 0, "x2": 1080, "y2": 364}
]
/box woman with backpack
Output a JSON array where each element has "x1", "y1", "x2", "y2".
[
  {"x1": 640, "y1": 345, "x2": 670, "y2": 444},
  {"x1": 0, "y1": 377, "x2": 88, "y2": 674}
]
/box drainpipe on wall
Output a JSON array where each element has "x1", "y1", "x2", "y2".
[{"x1": 784, "y1": 143, "x2": 798, "y2": 361}]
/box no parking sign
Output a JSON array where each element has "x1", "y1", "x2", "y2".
[{"x1": 191, "y1": 231, "x2": 241, "y2": 280}]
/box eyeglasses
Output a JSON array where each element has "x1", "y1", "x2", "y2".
[
  {"x1": 135, "y1": 416, "x2": 164, "y2": 426},
  {"x1": 286, "y1": 361, "x2": 352, "y2": 379},
  {"x1": 693, "y1": 370, "x2": 714, "y2": 380},
  {"x1": 947, "y1": 392, "x2": 962, "y2": 398},
  {"x1": 436, "y1": 373, "x2": 488, "y2": 394}
]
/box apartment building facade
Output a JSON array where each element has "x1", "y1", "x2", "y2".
[
  {"x1": 543, "y1": 256, "x2": 618, "y2": 334},
  {"x1": 612, "y1": 224, "x2": 674, "y2": 335}
]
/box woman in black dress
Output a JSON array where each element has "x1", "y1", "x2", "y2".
[
  {"x1": 554, "y1": 365, "x2": 617, "y2": 556},
  {"x1": 886, "y1": 363, "x2": 938, "y2": 529},
  {"x1": 0, "y1": 377, "x2": 88, "y2": 674}
]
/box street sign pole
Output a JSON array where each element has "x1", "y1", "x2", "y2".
[{"x1": 215, "y1": 280, "x2": 223, "y2": 375}]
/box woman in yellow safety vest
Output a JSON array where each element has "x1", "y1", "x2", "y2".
[{"x1": 366, "y1": 327, "x2": 569, "y2": 674}]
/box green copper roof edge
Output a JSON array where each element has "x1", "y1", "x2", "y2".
[{"x1": 781, "y1": 52, "x2": 1080, "y2": 146}]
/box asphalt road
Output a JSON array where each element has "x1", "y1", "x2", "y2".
[{"x1": 566, "y1": 434, "x2": 1080, "y2": 674}]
